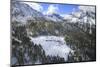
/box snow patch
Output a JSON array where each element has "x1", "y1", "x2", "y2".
[{"x1": 30, "y1": 36, "x2": 73, "y2": 61}]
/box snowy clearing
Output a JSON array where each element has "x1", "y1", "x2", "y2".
[{"x1": 30, "y1": 36, "x2": 73, "y2": 61}]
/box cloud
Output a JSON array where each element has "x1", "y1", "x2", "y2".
[
  {"x1": 24, "y1": 2, "x2": 43, "y2": 12},
  {"x1": 46, "y1": 5, "x2": 59, "y2": 15}
]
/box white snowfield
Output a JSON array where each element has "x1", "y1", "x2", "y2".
[{"x1": 30, "y1": 36, "x2": 73, "y2": 61}]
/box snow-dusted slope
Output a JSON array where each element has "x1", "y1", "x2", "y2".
[
  {"x1": 30, "y1": 36, "x2": 73, "y2": 61},
  {"x1": 63, "y1": 6, "x2": 95, "y2": 34},
  {"x1": 11, "y1": 1, "x2": 45, "y2": 24},
  {"x1": 11, "y1": 1, "x2": 64, "y2": 24},
  {"x1": 45, "y1": 13, "x2": 64, "y2": 22},
  {"x1": 63, "y1": 6, "x2": 96, "y2": 24}
]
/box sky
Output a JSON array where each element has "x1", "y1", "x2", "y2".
[{"x1": 23, "y1": 2, "x2": 79, "y2": 16}]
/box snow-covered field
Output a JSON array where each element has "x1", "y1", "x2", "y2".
[{"x1": 30, "y1": 36, "x2": 73, "y2": 61}]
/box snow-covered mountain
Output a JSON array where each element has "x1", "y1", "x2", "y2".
[
  {"x1": 64, "y1": 6, "x2": 95, "y2": 23},
  {"x1": 11, "y1": 1, "x2": 46, "y2": 24},
  {"x1": 12, "y1": 1, "x2": 95, "y2": 25},
  {"x1": 45, "y1": 13, "x2": 64, "y2": 22},
  {"x1": 63, "y1": 6, "x2": 96, "y2": 34},
  {"x1": 11, "y1": 1, "x2": 66, "y2": 23}
]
